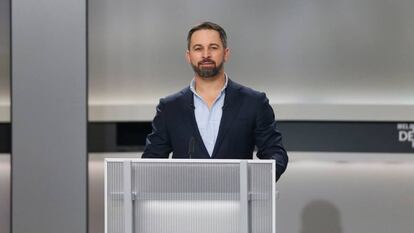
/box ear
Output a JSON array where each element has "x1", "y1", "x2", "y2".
[
  {"x1": 185, "y1": 50, "x2": 191, "y2": 63},
  {"x1": 224, "y1": 47, "x2": 230, "y2": 62}
]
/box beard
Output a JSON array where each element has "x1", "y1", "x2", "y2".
[{"x1": 191, "y1": 59, "x2": 224, "y2": 78}]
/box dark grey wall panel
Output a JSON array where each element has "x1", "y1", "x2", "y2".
[
  {"x1": 88, "y1": 122, "x2": 150, "y2": 152},
  {"x1": 88, "y1": 121, "x2": 414, "y2": 153},
  {"x1": 12, "y1": 0, "x2": 87, "y2": 233},
  {"x1": 0, "y1": 124, "x2": 10, "y2": 153},
  {"x1": 278, "y1": 121, "x2": 414, "y2": 153}
]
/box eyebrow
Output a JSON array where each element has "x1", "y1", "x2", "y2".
[{"x1": 192, "y1": 43, "x2": 221, "y2": 49}]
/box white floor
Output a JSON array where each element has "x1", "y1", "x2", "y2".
[
  {"x1": 2, "y1": 152, "x2": 414, "y2": 233},
  {"x1": 88, "y1": 152, "x2": 414, "y2": 233},
  {"x1": 277, "y1": 152, "x2": 414, "y2": 233}
]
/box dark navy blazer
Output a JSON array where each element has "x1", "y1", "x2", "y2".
[{"x1": 142, "y1": 79, "x2": 288, "y2": 180}]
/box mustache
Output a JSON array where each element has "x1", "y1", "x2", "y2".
[{"x1": 198, "y1": 59, "x2": 216, "y2": 66}]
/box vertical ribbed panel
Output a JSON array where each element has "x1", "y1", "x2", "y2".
[
  {"x1": 107, "y1": 162, "x2": 124, "y2": 233},
  {"x1": 249, "y1": 163, "x2": 273, "y2": 233},
  {"x1": 132, "y1": 162, "x2": 240, "y2": 233}
]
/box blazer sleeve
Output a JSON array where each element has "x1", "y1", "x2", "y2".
[
  {"x1": 142, "y1": 99, "x2": 172, "y2": 158},
  {"x1": 254, "y1": 93, "x2": 288, "y2": 181}
]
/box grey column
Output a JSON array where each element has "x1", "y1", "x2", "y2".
[{"x1": 12, "y1": 0, "x2": 87, "y2": 233}]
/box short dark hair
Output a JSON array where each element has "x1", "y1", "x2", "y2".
[{"x1": 187, "y1": 22, "x2": 228, "y2": 50}]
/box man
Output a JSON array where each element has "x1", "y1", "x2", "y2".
[{"x1": 142, "y1": 22, "x2": 288, "y2": 181}]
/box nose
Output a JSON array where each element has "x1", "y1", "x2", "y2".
[{"x1": 202, "y1": 49, "x2": 211, "y2": 58}]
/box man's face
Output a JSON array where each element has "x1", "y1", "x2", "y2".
[{"x1": 186, "y1": 29, "x2": 229, "y2": 78}]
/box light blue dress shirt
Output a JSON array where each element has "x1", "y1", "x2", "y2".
[{"x1": 190, "y1": 75, "x2": 228, "y2": 157}]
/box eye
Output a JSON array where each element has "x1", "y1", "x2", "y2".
[{"x1": 194, "y1": 47, "x2": 202, "y2": 51}]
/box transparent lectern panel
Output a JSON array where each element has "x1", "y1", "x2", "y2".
[
  {"x1": 106, "y1": 160, "x2": 275, "y2": 233},
  {"x1": 132, "y1": 162, "x2": 241, "y2": 233},
  {"x1": 106, "y1": 162, "x2": 125, "y2": 233},
  {"x1": 249, "y1": 163, "x2": 274, "y2": 233}
]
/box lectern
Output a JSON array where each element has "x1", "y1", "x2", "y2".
[{"x1": 105, "y1": 159, "x2": 276, "y2": 233}]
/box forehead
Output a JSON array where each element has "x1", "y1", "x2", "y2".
[{"x1": 190, "y1": 29, "x2": 222, "y2": 47}]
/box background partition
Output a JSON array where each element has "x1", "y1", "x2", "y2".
[
  {"x1": 12, "y1": 0, "x2": 87, "y2": 233},
  {"x1": 0, "y1": 0, "x2": 10, "y2": 232}
]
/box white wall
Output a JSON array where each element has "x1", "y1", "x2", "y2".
[{"x1": 88, "y1": 0, "x2": 414, "y2": 121}]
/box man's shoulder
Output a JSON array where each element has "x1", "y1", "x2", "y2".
[
  {"x1": 229, "y1": 79, "x2": 266, "y2": 100},
  {"x1": 159, "y1": 86, "x2": 191, "y2": 105}
]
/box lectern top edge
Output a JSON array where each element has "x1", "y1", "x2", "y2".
[{"x1": 105, "y1": 158, "x2": 275, "y2": 164}]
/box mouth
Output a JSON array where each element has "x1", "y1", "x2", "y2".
[{"x1": 199, "y1": 60, "x2": 215, "y2": 67}]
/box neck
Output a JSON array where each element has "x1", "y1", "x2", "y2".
[{"x1": 194, "y1": 71, "x2": 226, "y2": 94}]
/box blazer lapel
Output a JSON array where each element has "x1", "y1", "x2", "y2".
[
  {"x1": 211, "y1": 80, "x2": 243, "y2": 158},
  {"x1": 180, "y1": 88, "x2": 210, "y2": 158}
]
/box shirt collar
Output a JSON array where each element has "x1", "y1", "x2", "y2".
[{"x1": 190, "y1": 73, "x2": 229, "y2": 95}]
